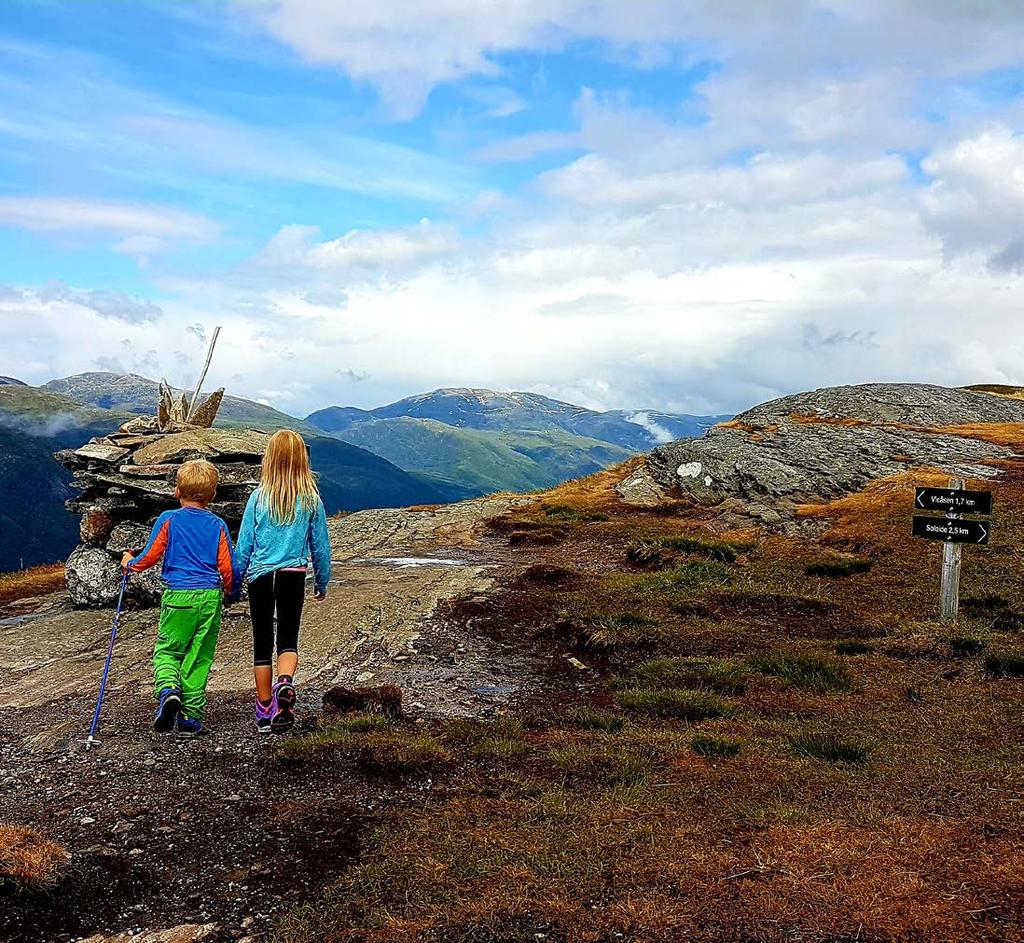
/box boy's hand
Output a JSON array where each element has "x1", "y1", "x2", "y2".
[{"x1": 120, "y1": 551, "x2": 134, "y2": 572}]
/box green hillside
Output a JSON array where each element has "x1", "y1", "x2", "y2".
[
  {"x1": 0, "y1": 383, "x2": 450, "y2": 572},
  {"x1": 44, "y1": 372, "x2": 322, "y2": 434},
  {"x1": 0, "y1": 386, "x2": 124, "y2": 571},
  {"x1": 335, "y1": 417, "x2": 633, "y2": 495}
]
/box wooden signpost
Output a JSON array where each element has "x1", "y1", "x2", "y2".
[{"x1": 912, "y1": 479, "x2": 993, "y2": 622}]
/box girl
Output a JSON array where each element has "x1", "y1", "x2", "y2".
[{"x1": 236, "y1": 429, "x2": 332, "y2": 733}]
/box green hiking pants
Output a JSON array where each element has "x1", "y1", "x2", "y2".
[{"x1": 152, "y1": 588, "x2": 223, "y2": 720}]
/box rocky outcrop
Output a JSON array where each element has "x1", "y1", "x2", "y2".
[
  {"x1": 625, "y1": 383, "x2": 1024, "y2": 525},
  {"x1": 56, "y1": 395, "x2": 268, "y2": 607}
]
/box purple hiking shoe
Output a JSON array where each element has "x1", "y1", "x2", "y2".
[
  {"x1": 270, "y1": 677, "x2": 296, "y2": 734},
  {"x1": 255, "y1": 696, "x2": 274, "y2": 734}
]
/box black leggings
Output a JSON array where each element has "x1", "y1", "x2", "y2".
[{"x1": 249, "y1": 570, "x2": 306, "y2": 667}]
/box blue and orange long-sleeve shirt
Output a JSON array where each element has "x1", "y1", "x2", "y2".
[{"x1": 127, "y1": 507, "x2": 240, "y2": 601}]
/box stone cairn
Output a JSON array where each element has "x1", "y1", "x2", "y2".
[{"x1": 56, "y1": 382, "x2": 269, "y2": 608}]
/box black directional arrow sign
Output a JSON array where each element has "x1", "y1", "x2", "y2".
[
  {"x1": 912, "y1": 515, "x2": 991, "y2": 544},
  {"x1": 915, "y1": 487, "x2": 992, "y2": 515}
]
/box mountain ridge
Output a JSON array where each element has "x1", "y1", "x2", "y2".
[
  {"x1": 307, "y1": 386, "x2": 725, "y2": 451},
  {"x1": 0, "y1": 380, "x2": 452, "y2": 572}
]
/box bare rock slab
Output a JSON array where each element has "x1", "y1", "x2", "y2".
[
  {"x1": 132, "y1": 429, "x2": 269, "y2": 466},
  {"x1": 74, "y1": 442, "x2": 130, "y2": 464},
  {"x1": 646, "y1": 383, "x2": 1024, "y2": 524}
]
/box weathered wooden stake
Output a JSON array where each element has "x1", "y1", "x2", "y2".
[
  {"x1": 187, "y1": 325, "x2": 222, "y2": 422},
  {"x1": 939, "y1": 477, "x2": 964, "y2": 623}
]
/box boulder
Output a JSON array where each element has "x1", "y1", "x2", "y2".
[
  {"x1": 322, "y1": 684, "x2": 403, "y2": 718},
  {"x1": 119, "y1": 416, "x2": 159, "y2": 435},
  {"x1": 614, "y1": 463, "x2": 669, "y2": 507},
  {"x1": 126, "y1": 564, "x2": 165, "y2": 606},
  {"x1": 106, "y1": 522, "x2": 151, "y2": 556},
  {"x1": 66, "y1": 547, "x2": 123, "y2": 608}
]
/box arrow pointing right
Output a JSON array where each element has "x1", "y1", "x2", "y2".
[{"x1": 978, "y1": 523, "x2": 988, "y2": 544}]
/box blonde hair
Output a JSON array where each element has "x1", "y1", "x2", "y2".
[
  {"x1": 177, "y1": 459, "x2": 219, "y2": 505},
  {"x1": 259, "y1": 429, "x2": 319, "y2": 524}
]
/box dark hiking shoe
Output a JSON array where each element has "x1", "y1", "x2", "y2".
[
  {"x1": 175, "y1": 714, "x2": 209, "y2": 738},
  {"x1": 255, "y1": 697, "x2": 274, "y2": 734},
  {"x1": 153, "y1": 687, "x2": 181, "y2": 733},
  {"x1": 270, "y1": 679, "x2": 296, "y2": 734}
]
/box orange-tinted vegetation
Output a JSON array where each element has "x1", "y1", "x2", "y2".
[
  {"x1": 0, "y1": 564, "x2": 64, "y2": 606},
  {"x1": 0, "y1": 825, "x2": 67, "y2": 888},
  {"x1": 277, "y1": 452, "x2": 1024, "y2": 942}
]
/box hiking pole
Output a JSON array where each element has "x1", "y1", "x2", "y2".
[{"x1": 83, "y1": 571, "x2": 130, "y2": 751}]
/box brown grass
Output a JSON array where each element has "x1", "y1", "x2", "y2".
[
  {"x1": 930, "y1": 422, "x2": 1024, "y2": 448},
  {"x1": 274, "y1": 447, "x2": 1024, "y2": 943},
  {"x1": 964, "y1": 383, "x2": 1024, "y2": 400},
  {"x1": 716, "y1": 420, "x2": 779, "y2": 436},
  {"x1": 0, "y1": 563, "x2": 64, "y2": 606},
  {"x1": 528, "y1": 457, "x2": 643, "y2": 514},
  {"x1": 0, "y1": 825, "x2": 67, "y2": 888}
]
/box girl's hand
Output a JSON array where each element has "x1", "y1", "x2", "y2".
[{"x1": 120, "y1": 551, "x2": 134, "y2": 572}]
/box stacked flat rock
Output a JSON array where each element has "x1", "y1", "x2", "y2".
[{"x1": 55, "y1": 386, "x2": 269, "y2": 608}]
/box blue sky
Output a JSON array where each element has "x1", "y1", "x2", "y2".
[{"x1": 1, "y1": 1, "x2": 1024, "y2": 416}]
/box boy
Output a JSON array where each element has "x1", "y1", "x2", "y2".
[{"x1": 121, "y1": 459, "x2": 240, "y2": 736}]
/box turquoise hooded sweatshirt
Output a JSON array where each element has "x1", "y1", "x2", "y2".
[{"x1": 235, "y1": 487, "x2": 333, "y2": 595}]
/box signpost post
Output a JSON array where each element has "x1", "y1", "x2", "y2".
[
  {"x1": 912, "y1": 479, "x2": 993, "y2": 623},
  {"x1": 939, "y1": 479, "x2": 964, "y2": 623}
]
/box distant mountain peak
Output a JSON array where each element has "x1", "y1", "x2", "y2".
[
  {"x1": 308, "y1": 386, "x2": 728, "y2": 452},
  {"x1": 0, "y1": 376, "x2": 27, "y2": 386}
]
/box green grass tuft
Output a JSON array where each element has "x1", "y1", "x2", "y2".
[
  {"x1": 631, "y1": 656, "x2": 748, "y2": 695},
  {"x1": 601, "y1": 561, "x2": 732, "y2": 599},
  {"x1": 541, "y1": 503, "x2": 610, "y2": 523},
  {"x1": 791, "y1": 730, "x2": 871, "y2": 764},
  {"x1": 804, "y1": 557, "x2": 873, "y2": 578},
  {"x1": 948, "y1": 635, "x2": 986, "y2": 657},
  {"x1": 691, "y1": 733, "x2": 742, "y2": 758},
  {"x1": 618, "y1": 687, "x2": 736, "y2": 721},
  {"x1": 356, "y1": 732, "x2": 452, "y2": 775},
  {"x1": 751, "y1": 652, "x2": 852, "y2": 693},
  {"x1": 835, "y1": 640, "x2": 874, "y2": 656},
  {"x1": 569, "y1": 707, "x2": 626, "y2": 733},
  {"x1": 567, "y1": 611, "x2": 659, "y2": 650},
  {"x1": 984, "y1": 649, "x2": 1024, "y2": 677},
  {"x1": 627, "y1": 535, "x2": 754, "y2": 567}
]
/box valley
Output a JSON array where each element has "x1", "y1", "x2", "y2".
[{"x1": 0, "y1": 374, "x2": 717, "y2": 573}]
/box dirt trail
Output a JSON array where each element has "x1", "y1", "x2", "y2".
[
  {"x1": 0, "y1": 495, "x2": 562, "y2": 943},
  {"x1": 1, "y1": 496, "x2": 527, "y2": 716}
]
